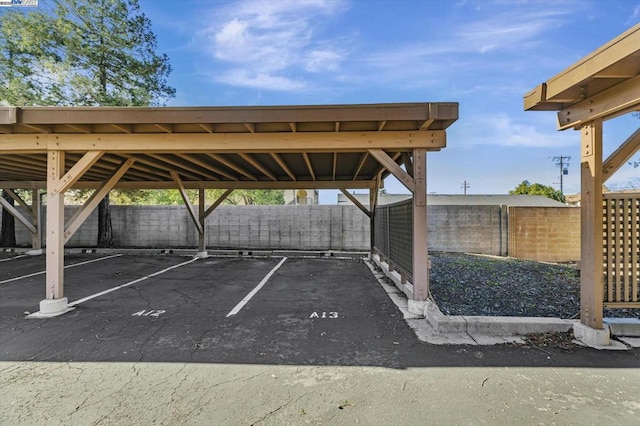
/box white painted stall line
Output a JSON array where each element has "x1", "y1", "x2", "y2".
[
  {"x1": 0, "y1": 254, "x2": 123, "y2": 285},
  {"x1": 226, "y1": 257, "x2": 287, "y2": 317},
  {"x1": 0, "y1": 254, "x2": 28, "y2": 263},
  {"x1": 69, "y1": 257, "x2": 199, "y2": 307}
]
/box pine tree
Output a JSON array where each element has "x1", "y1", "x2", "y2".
[{"x1": 0, "y1": 0, "x2": 175, "y2": 247}]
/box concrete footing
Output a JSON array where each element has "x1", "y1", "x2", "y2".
[
  {"x1": 27, "y1": 298, "x2": 75, "y2": 318},
  {"x1": 196, "y1": 251, "x2": 209, "y2": 259},
  {"x1": 573, "y1": 323, "x2": 611, "y2": 348}
]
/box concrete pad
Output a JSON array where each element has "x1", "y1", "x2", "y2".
[
  {"x1": 604, "y1": 318, "x2": 640, "y2": 337},
  {"x1": 28, "y1": 297, "x2": 75, "y2": 319},
  {"x1": 573, "y1": 323, "x2": 611, "y2": 348},
  {"x1": 617, "y1": 336, "x2": 640, "y2": 348},
  {"x1": 407, "y1": 299, "x2": 426, "y2": 318}
]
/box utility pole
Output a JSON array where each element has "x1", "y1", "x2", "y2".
[
  {"x1": 461, "y1": 180, "x2": 470, "y2": 195},
  {"x1": 551, "y1": 156, "x2": 571, "y2": 194}
]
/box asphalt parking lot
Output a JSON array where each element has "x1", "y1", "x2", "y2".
[{"x1": 1, "y1": 252, "x2": 639, "y2": 368}]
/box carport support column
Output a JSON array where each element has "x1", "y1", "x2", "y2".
[
  {"x1": 31, "y1": 188, "x2": 42, "y2": 251},
  {"x1": 412, "y1": 149, "x2": 429, "y2": 302},
  {"x1": 198, "y1": 188, "x2": 206, "y2": 257},
  {"x1": 579, "y1": 121, "x2": 604, "y2": 330},
  {"x1": 41, "y1": 150, "x2": 69, "y2": 315}
]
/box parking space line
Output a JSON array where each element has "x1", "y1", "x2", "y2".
[
  {"x1": 0, "y1": 255, "x2": 28, "y2": 263},
  {"x1": 68, "y1": 257, "x2": 199, "y2": 307},
  {"x1": 226, "y1": 257, "x2": 287, "y2": 317},
  {"x1": 0, "y1": 254, "x2": 123, "y2": 285}
]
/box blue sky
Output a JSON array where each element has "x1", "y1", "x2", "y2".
[{"x1": 140, "y1": 0, "x2": 638, "y2": 203}]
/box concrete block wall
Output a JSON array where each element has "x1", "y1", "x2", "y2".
[
  {"x1": 427, "y1": 205, "x2": 507, "y2": 256},
  {"x1": 6, "y1": 204, "x2": 370, "y2": 251},
  {"x1": 3, "y1": 204, "x2": 579, "y2": 262},
  {"x1": 508, "y1": 206, "x2": 580, "y2": 262}
]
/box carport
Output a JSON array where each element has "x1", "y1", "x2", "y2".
[
  {"x1": 525, "y1": 23, "x2": 640, "y2": 344},
  {"x1": 0, "y1": 102, "x2": 458, "y2": 316}
]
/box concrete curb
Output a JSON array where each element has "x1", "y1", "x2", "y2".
[{"x1": 368, "y1": 254, "x2": 635, "y2": 349}]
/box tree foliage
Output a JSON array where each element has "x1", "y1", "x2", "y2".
[
  {"x1": 1, "y1": 0, "x2": 176, "y2": 247},
  {"x1": 509, "y1": 180, "x2": 566, "y2": 203}
]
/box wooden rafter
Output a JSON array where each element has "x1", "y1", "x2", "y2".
[
  {"x1": 147, "y1": 153, "x2": 220, "y2": 180},
  {"x1": 199, "y1": 123, "x2": 214, "y2": 133},
  {"x1": 154, "y1": 124, "x2": 173, "y2": 133},
  {"x1": 238, "y1": 153, "x2": 277, "y2": 181},
  {"x1": 66, "y1": 124, "x2": 92, "y2": 134},
  {"x1": 244, "y1": 123, "x2": 255, "y2": 133},
  {"x1": 332, "y1": 152, "x2": 338, "y2": 181},
  {"x1": 177, "y1": 153, "x2": 239, "y2": 181},
  {"x1": 270, "y1": 153, "x2": 296, "y2": 181},
  {"x1": 133, "y1": 155, "x2": 205, "y2": 181},
  {"x1": 302, "y1": 153, "x2": 315, "y2": 180},
  {"x1": 110, "y1": 123, "x2": 132, "y2": 133},
  {"x1": 206, "y1": 153, "x2": 257, "y2": 181}
]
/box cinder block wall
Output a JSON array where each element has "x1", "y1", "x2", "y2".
[
  {"x1": 428, "y1": 205, "x2": 507, "y2": 256},
  {"x1": 8, "y1": 205, "x2": 370, "y2": 251},
  {"x1": 3, "y1": 204, "x2": 580, "y2": 261},
  {"x1": 508, "y1": 206, "x2": 580, "y2": 262}
]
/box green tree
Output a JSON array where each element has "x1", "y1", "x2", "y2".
[
  {"x1": 0, "y1": 1, "x2": 175, "y2": 247},
  {"x1": 509, "y1": 180, "x2": 566, "y2": 203}
]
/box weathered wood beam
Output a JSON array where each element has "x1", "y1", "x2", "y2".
[
  {"x1": 603, "y1": 126, "x2": 640, "y2": 183},
  {"x1": 340, "y1": 189, "x2": 371, "y2": 218},
  {"x1": 204, "y1": 189, "x2": 234, "y2": 219},
  {"x1": 368, "y1": 149, "x2": 416, "y2": 193},
  {"x1": 51, "y1": 151, "x2": 105, "y2": 195},
  {"x1": 68, "y1": 180, "x2": 377, "y2": 190},
  {"x1": 558, "y1": 74, "x2": 640, "y2": 130},
  {"x1": 0, "y1": 194, "x2": 36, "y2": 234},
  {"x1": 170, "y1": 170, "x2": 204, "y2": 235},
  {"x1": 580, "y1": 121, "x2": 604, "y2": 329},
  {"x1": 63, "y1": 157, "x2": 135, "y2": 244},
  {"x1": 0, "y1": 131, "x2": 446, "y2": 153}
]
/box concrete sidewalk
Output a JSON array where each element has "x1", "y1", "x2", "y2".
[{"x1": 2, "y1": 361, "x2": 639, "y2": 425}]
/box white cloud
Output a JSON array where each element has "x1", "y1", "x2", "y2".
[
  {"x1": 197, "y1": 0, "x2": 349, "y2": 91},
  {"x1": 454, "y1": 113, "x2": 575, "y2": 148}
]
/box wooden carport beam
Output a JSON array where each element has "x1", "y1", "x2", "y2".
[
  {"x1": 580, "y1": 121, "x2": 604, "y2": 329},
  {"x1": 64, "y1": 157, "x2": 136, "y2": 244},
  {"x1": 50, "y1": 151, "x2": 105, "y2": 195},
  {"x1": 46, "y1": 151, "x2": 65, "y2": 301},
  {"x1": 197, "y1": 188, "x2": 234, "y2": 254},
  {"x1": 412, "y1": 149, "x2": 428, "y2": 301},
  {"x1": 171, "y1": 170, "x2": 204, "y2": 235},
  {"x1": 368, "y1": 149, "x2": 416, "y2": 193},
  {"x1": 603, "y1": 126, "x2": 640, "y2": 182},
  {"x1": 340, "y1": 189, "x2": 371, "y2": 218},
  {"x1": 0, "y1": 193, "x2": 36, "y2": 234}
]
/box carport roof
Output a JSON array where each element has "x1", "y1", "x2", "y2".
[{"x1": 0, "y1": 102, "x2": 458, "y2": 190}]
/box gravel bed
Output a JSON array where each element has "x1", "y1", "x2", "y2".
[{"x1": 429, "y1": 252, "x2": 640, "y2": 319}]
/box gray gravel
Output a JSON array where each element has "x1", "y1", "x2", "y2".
[{"x1": 428, "y1": 252, "x2": 640, "y2": 319}]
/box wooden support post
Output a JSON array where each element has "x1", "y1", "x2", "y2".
[
  {"x1": 412, "y1": 149, "x2": 429, "y2": 301},
  {"x1": 198, "y1": 188, "x2": 206, "y2": 254},
  {"x1": 46, "y1": 151, "x2": 65, "y2": 300},
  {"x1": 370, "y1": 177, "x2": 380, "y2": 253},
  {"x1": 580, "y1": 120, "x2": 604, "y2": 329},
  {"x1": 31, "y1": 189, "x2": 41, "y2": 250}
]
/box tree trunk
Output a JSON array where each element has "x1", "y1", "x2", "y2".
[
  {"x1": 0, "y1": 190, "x2": 17, "y2": 247},
  {"x1": 97, "y1": 192, "x2": 113, "y2": 247}
]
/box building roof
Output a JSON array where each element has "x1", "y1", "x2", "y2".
[{"x1": 338, "y1": 193, "x2": 568, "y2": 207}]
